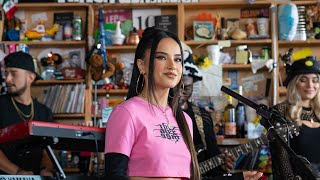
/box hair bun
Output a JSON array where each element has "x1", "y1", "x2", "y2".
[{"x1": 142, "y1": 26, "x2": 162, "y2": 37}]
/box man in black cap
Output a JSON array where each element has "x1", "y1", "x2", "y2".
[
  {"x1": 0, "y1": 52, "x2": 54, "y2": 176},
  {"x1": 180, "y1": 44, "x2": 262, "y2": 180},
  {"x1": 271, "y1": 56, "x2": 320, "y2": 180}
]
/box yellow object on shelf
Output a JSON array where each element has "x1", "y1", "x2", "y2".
[{"x1": 292, "y1": 48, "x2": 312, "y2": 61}]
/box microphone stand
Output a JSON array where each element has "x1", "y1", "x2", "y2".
[{"x1": 221, "y1": 86, "x2": 320, "y2": 180}]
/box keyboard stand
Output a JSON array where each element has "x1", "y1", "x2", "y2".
[{"x1": 45, "y1": 145, "x2": 66, "y2": 179}]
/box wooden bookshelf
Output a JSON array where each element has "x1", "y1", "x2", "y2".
[
  {"x1": 217, "y1": 138, "x2": 249, "y2": 146},
  {"x1": 33, "y1": 79, "x2": 85, "y2": 86},
  {"x1": 185, "y1": 39, "x2": 272, "y2": 47},
  {"x1": 1, "y1": 40, "x2": 86, "y2": 47},
  {"x1": 53, "y1": 113, "x2": 85, "y2": 119},
  {"x1": 278, "y1": 40, "x2": 320, "y2": 47},
  {"x1": 94, "y1": 89, "x2": 128, "y2": 96},
  {"x1": 279, "y1": 86, "x2": 287, "y2": 96}
]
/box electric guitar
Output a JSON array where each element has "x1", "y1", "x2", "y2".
[{"x1": 199, "y1": 123, "x2": 300, "y2": 175}]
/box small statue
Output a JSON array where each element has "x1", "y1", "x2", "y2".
[{"x1": 279, "y1": 48, "x2": 293, "y2": 74}]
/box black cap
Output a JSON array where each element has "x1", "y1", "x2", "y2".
[
  {"x1": 284, "y1": 57, "x2": 320, "y2": 86},
  {"x1": 4, "y1": 52, "x2": 42, "y2": 80}
]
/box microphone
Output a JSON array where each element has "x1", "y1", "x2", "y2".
[{"x1": 220, "y1": 86, "x2": 288, "y2": 128}]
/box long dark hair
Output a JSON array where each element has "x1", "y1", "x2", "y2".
[{"x1": 127, "y1": 27, "x2": 200, "y2": 180}]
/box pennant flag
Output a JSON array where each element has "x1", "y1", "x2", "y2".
[{"x1": 2, "y1": 0, "x2": 17, "y2": 20}]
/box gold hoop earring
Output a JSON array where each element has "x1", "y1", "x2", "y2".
[{"x1": 136, "y1": 73, "x2": 144, "y2": 94}]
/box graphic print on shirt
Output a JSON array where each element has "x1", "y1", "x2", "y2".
[{"x1": 153, "y1": 123, "x2": 181, "y2": 143}]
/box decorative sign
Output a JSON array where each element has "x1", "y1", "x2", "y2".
[{"x1": 132, "y1": 8, "x2": 161, "y2": 30}]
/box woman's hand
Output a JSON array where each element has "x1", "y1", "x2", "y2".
[
  {"x1": 243, "y1": 171, "x2": 263, "y2": 180},
  {"x1": 221, "y1": 150, "x2": 237, "y2": 172},
  {"x1": 40, "y1": 168, "x2": 54, "y2": 177},
  {"x1": 16, "y1": 169, "x2": 34, "y2": 175}
]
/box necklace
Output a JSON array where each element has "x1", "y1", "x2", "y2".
[
  {"x1": 156, "y1": 104, "x2": 172, "y2": 128},
  {"x1": 301, "y1": 108, "x2": 318, "y2": 124},
  {"x1": 139, "y1": 93, "x2": 171, "y2": 128},
  {"x1": 11, "y1": 97, "x2": 34, "y2": 121}
]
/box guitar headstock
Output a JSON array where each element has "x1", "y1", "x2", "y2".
[{"x1": 274, "y1": 122, "x2": 300, "y2": 142}]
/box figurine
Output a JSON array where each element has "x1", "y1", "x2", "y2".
[{"x1": 25, "y1": 20, "x2": 59, "y2": 40}]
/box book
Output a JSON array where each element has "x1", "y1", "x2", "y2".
[
  {"x1": 240, "y1": 7, "x2": 269, "y2": 18},
  {"x1": 154, "y1": 15, "x2": 177, "y2": 35},
  {"x1": 193, "y1": 21, "x2": 214, "y2": 41},
  {"x1": 93, "y1": 8, "x2": 132, "y2": 45},
  {"x1": 132, "y1": 8, "x2": 161, "y2": 33},
  {"x1": 104, "y1": 9, "x2": 133, "y2": 36},
  {"x1": 228, "y1": 70, "x2": 239, "y2": 90},
  {"x1": 53, "y1": 12, "x2": 74, "y2": 25}
]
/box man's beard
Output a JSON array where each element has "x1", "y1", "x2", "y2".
[{"x1": 7, "y1": 84, "x2": 27, "y2": 97}]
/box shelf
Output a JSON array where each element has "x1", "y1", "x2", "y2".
[
  {"x1": 279, "y1": 86, "x2": 287, "y2": 96},
  {"x1": 106, "y1": 45, "x2": 137, "y2": 52},
  {"x1": 93, "y1": 114, "x2": 102, "y2": 119},
  {"x1": 106, "y1": 39, "x2": 272, "y2": 51},
  {"x1": 53, "y1": 113, "x2": 85, "y2": 119},
  {"x1": 278, "y1": 40, "x2": 320, "y2": 47},
  {"x1": 183, "y1": 1, "x2": 272, "y2": 9},
  {"x1": 1, "y1": 40, "x2": 86, "y2": 47},
  {"x1": 16, "y1": 3, "x2": 89, "y2": 9},
  {"x1": 222, "y1": 64, "x2": 252, "y2": 70},
  {"x1": 217, "y1": 138, "x2": 249, "y2": 146},
  {"x1": 185, "y1": 39, "x2": 272, "y2": 47},
  {"x1": 275, "y1": 0, "x2": 317, "y2": 5},
  {"x1": 33, "y1": 79, "x2": 85, "y2": 86},
  {"x1": 63, "y1": 168, "x2": 80, "y2": 173},
  {"x1": 94, "y1": 89, "x2": 128, "y2": 96},
  {"x1": 98, "y1": 2, "x2": 178, "y2": 8}
]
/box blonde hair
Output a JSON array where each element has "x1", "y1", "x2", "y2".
[{"x1": 285, "y1": 74, "x2": 320, "y2": 125}]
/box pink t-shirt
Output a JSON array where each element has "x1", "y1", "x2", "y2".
[{"x1": 105, "y1": 96, "x2": 193, "y2": 178}]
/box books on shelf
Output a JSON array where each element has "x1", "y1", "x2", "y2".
[{"x1": 42, "y1": 84, "x2": 86, "y2": 114}]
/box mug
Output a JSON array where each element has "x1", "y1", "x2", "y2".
[
  {"x1": 206, "y1": 45, "x2": 220, "y2": 65},
  {"x1": 257, "y1": 18, "x2": 269, "y2": 37}
]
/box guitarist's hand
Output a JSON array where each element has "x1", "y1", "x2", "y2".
[
  {"x1": 243, "y1": 171, "x2": 263, "y2": 180},
  {"x1": 221, "y1": 149, "x2": 236, "y2": 172}
]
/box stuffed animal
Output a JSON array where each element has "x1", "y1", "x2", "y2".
[{"x1": 89, "y1": 54, "x2": 115, "y2": 81}]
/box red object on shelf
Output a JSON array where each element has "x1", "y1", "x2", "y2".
[{"x1": 102, "y1": 83, "x2": 114, "y2": 90}]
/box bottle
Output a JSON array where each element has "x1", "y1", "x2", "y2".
[
  {"x1": 72, "y1": 16, "x2": 82, "y2": 41},
  {"x1": 224, "y1": 95, "x2": 236, "y2": 138},
  {"x1": 112, "y1": 21, "x2": 125, "y2": 46},
  {"x1": 236, "y1": 86, "x2": 247, "y2": 138},
  {"x1": 64, "y1": 22, "x2": 72, "y2": 40}
]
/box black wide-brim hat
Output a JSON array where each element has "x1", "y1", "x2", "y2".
[
  {"x1": 4, "y1": 51, "x2": 42, "y2": 80},
  {"x1": 183, "y1": 51, "x2": 203, "y2": 82},
  {"x1": 284, "y1": 57, "x2": 320, "y2": 86}
]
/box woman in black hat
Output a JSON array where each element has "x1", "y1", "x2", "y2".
[{"x1": 271, "y1": 57, "x2": 320, "y2": 179}]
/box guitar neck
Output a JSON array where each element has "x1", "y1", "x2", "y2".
[{"x1": 199, "y1": 134, "x2": 269, "y2": 174}]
